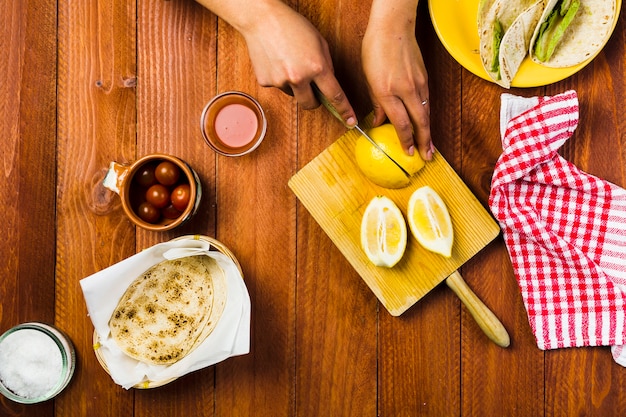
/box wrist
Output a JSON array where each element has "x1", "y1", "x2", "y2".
[
  {"x1": 236, "y1": 0, "x2": 290, "y2": 33},
  {"x1": 195, "y1": 0, "x2": 289, "y2": 35},
  {"x1": 366, "y1": 0, "x2": 418, "y2": 35}
]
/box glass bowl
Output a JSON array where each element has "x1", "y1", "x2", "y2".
[
  {"x1": 0, "y1": 322, "x2": 76, "y2": 403},
  {"x1": 200, "y1": 91, "x2": 267, "y2": 157}
]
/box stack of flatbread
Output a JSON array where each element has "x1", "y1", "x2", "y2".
[
  {"x1": 478, "y1": 0, "x2": 617, "y2": 88},
  {"x1": 80, "y1": 237, "x2": 251, "y2": 389},
  {"x1": 109, "y1": 255, "x2": 227, "y2": 366}
]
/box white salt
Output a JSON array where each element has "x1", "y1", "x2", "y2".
[{"x1": 0, "y1": 329, "x2": 63, "y2": 399}]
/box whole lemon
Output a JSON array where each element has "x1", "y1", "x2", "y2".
[{"x1": 354, "y1": 124, "x2": 425, "y2": 189}]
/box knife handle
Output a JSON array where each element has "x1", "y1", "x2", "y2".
[{"x1": 445, "y1": 270, "x2": 511, "y2": 348}]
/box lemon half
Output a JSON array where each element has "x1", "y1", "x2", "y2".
[
  {"x1": 355, "y1": 124, "x2": 425, "y2": 189},
  {"x1": 360, "y1": 195, "x2": 408, "y2": 268},
  {"x1": 407, "y1": 186, "x2": 454, "y2": 257}
]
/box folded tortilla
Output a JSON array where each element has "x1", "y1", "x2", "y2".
[
  {"x1": 478, "y1": 0, "x2": 545, "y2": 88},
  {"x1": 109, "y1": 255, "x2": 227, "y2": 365},
  {"x1": 529, "y1": 0, "x2": 617, "y2": 67}
]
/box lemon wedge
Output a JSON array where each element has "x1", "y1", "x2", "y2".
[
  {"x1": 355, "y1": 124, "x2": 425, "y2": 189},
  {"x1": 407, "y1": 186, "x2": 454, "y2": 257},
  {"x1": 360, "y1": 195, "x2": 408, "y2": 267}
]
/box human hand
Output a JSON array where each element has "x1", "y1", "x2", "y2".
[
  {"x1": 362, "y1": 1, "x2": 433, "y2": 160},
  {"x1": 240, "y1": 2, "x2": 356, "y2": 127}
]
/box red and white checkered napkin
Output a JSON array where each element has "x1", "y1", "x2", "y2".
[{"x1": 488, "y1": 90, "x2": 626, "y2": 366}]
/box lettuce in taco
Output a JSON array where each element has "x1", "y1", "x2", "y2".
[
  {"x1": 478, "y1": 0, "x2": 545, "y2": 88},
  {"x1": 530, "y1": 0, "x2": 617, "y2": 67}
]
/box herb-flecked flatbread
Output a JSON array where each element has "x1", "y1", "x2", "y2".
[{"x1": 109, "y1": 255, "x2": 227, "y2": 365}]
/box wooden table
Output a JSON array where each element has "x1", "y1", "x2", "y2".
[{"x1": 2, "y1": 0, "x2": 625, "y2": 416}]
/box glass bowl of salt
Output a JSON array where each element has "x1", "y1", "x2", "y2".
[{"x1": 0, "y1": 322, "x2": 76, "y2": 404}]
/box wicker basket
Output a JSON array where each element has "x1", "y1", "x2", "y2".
[{"x1": 93, "y1": 235, "x2": 242, "y2": 389}]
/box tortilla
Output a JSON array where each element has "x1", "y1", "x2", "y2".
[
  {"x1": 479, "y1": 0, "x2": 545, "y2": 88},
  {"x1": 109, "y1": 255, "x2": 227, "y2": 365},
  {"x1": 529, "y1": 0, "x2": 617, "y2": 67}
]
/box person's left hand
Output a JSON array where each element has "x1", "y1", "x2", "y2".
[{"x1": 362, "y1": 20, "x2": 433, "y2": 160}]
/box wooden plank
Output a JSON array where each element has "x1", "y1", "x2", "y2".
[
  {"x1": 460, "y1": 244, "x2": 546, "y2": 416},
  {"x1": 0, "y1": 1, "x2": 56, "y2": 415},
  {"x1": 294, "y1": 1, "x2": 379, "y2": 414},
  {"x1": 209, "y1": 4, "x2": 298, "y2": 417},
  {"x1": 56, "y1": 0, "x2": 137, "y2": 415},
  {"x1": 0, "y1": 1, "x2": 57, "y2": 323},
  {"x1": 134, "y1": 0, "x2": 219, "y2": 415}
]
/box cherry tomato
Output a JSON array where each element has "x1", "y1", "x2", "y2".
[
  {"x1": 134, "y1": 164, "x2": 157, "y2": 187},
  {"x1": 146, "y1": 184, "x2": 170, "y2": 209},
  {"x1": 137, "y1": 202, "x2": 160, "y2": 223},
  {"x1": 162, "y1": 204, "x2": 182, "y2": 219},
  {"x1": 155, "y1": 161, "x2": 180, "y2": 186},
  {"x1": 170, "y1": 184, "x2": 191, "y2": 211}
]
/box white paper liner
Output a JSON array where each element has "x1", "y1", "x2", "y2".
[{"x1": 80, "y1": 238, "x2": 251, "y2": 389}]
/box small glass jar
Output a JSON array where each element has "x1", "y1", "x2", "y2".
[
  {"x1": 0, "y1": 322, "x2": 76, "y2": 404},
  {"x1": 200, "y1": 91, "x2": 267, "y2": 157}
]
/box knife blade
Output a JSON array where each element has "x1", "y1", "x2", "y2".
[{"x1": 312, "y1": 84, "x2": 410, "y2": 178}]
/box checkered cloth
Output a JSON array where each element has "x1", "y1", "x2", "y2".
[{"x1": 488, "y1": 90, "x2": 626, "y2": 366}]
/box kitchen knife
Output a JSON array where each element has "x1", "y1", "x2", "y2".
[{"x1": 312, "y1": 84, "x2": 410, "y2": 178}]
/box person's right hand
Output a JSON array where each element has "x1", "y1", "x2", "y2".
[{"x1": 239, "y1": 1, "x2": 357, "y2": 127}]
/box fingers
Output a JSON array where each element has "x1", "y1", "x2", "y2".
[
  {"x1": 290, "y1": 83, "x2": 319, "y2": 110},
  {"x1": 375, "y1": 93, "x2": 433, "y2": 161},
  {"x1": 303, "y1": 74, "x2": 357, "y2": 127},
  {"x1": 274, "y1": 63, "x2": 357, "y2": 127},
  {"x1": 414, "y1": 111, "x2": 433, "y2": 162},
  {"x1": 404, "y1": 94, "x2": 433, "y2": 161},
  {"x1": 370, "y1": 100, "x2": 387, "y2": 128},
  {"x1": 385, "y1": 104, "x2": 418, "y2": 156},
  {"x1": 289, "y1": 37, "x2": 355, "y2": 122}
]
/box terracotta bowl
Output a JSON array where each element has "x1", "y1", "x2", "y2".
[{"x1": 103, "y1": 153, "x2": 202, "y2": 231}]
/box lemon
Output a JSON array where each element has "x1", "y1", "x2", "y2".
[
  {"x1": 407, "y1": 186, "x2": 454, "y2": 257},
  {"x1": 355, "y1": 124, "x2": 425, "y2": 189},
  {"x1": 360, "y1": 195, "x2": 407, "y2": 268}
]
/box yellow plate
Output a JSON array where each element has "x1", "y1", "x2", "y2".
[{"x1": 428, "y1": 0, "x2": 622, "y2": 87}]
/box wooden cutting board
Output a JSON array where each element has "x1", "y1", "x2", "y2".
[{"x1": 288, "y1": 126, "x2": 501, "y2": 316}]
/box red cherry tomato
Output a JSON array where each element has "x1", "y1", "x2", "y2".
[
  {"x1": 137, "y1": 202, "x2": 160, "y2": 223},
  {"x1": 162, "y1": 204, "x2": 182, "y2": 219},
  {"x1": 170, "y1": 184, "x2": 191, "y2": 211},
  {"x1": 146, "y1": 184, "x2": 170, "y2": 209},
  {"x1": 134, "y1": 164, "x2": 157, "y2": 187},
  {"x1": 155, "y1": 161, "x2": 180, "y2": 186}
]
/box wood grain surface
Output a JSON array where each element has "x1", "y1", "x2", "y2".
[{"x1": 1, "y1": 0, "x2": 625, "y2": 416}]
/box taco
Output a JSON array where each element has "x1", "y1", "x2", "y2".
[
  {"x1": 478, "y1": 0, "x2": 546, "y2": 88},
  {"x1": 109, "y1": 255, "x2": 227, "y2": 365},
  {"x1": 530, "y1": 0, "x2": 617, "y2": 67}
]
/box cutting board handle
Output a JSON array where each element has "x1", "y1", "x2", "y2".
[{"x1": 445, "y1": 271, "x2": 510, "y2": 348}]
